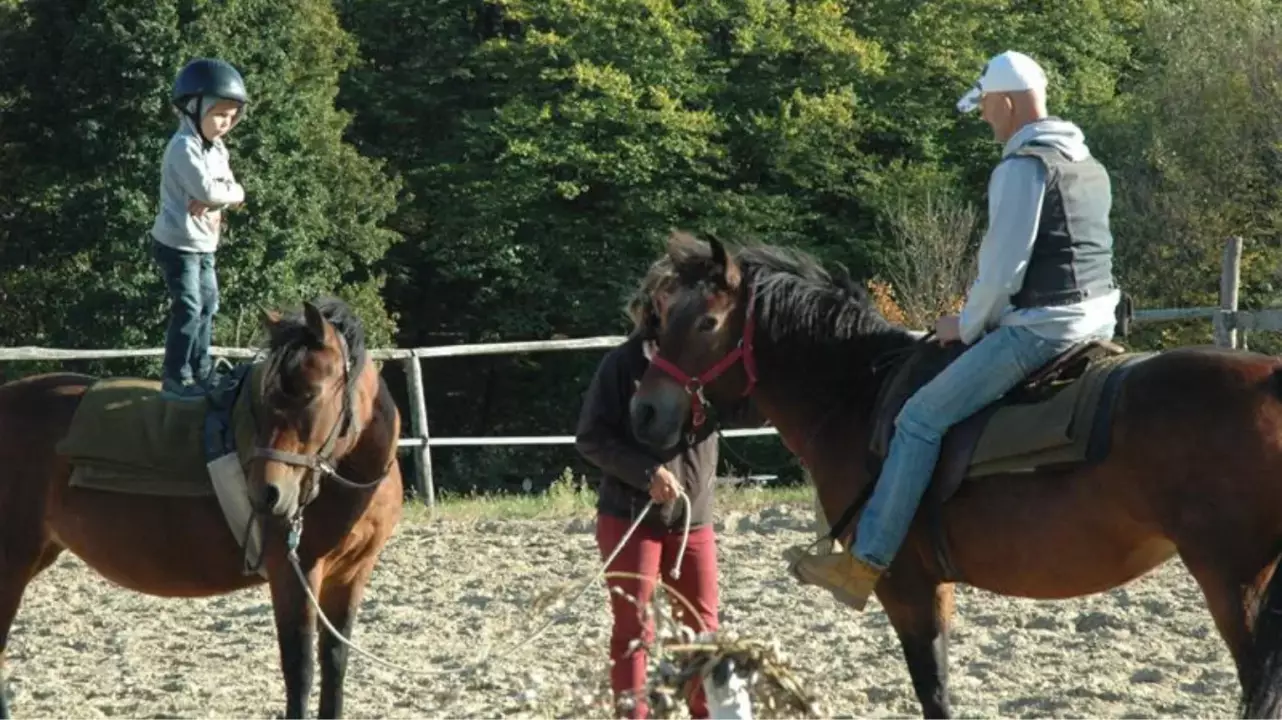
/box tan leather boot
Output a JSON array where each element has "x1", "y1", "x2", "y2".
[{"x1": 787, "y1": 551, "x2": 884, "y2": 611}]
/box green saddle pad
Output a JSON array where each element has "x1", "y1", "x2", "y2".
[{"x1": 56, "y1": 378, "x2": 217, "y2": 497}]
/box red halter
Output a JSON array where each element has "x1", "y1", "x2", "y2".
[{"x1": 647, "y1": 283, "x2": 759, "y2": 429}]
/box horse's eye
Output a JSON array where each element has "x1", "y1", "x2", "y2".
[{"x1": 697, "y1": 316, "x2": 718, "y2": 332}]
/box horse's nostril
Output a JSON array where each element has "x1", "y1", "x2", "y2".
[
  {"x1": 636, "y1": 403, "x2": 655, "y2": 433},
  {"x1": 262, "y1": 484, "x2": 281, "y2": 512}
]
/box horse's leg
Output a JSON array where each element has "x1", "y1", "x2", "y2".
[
  {"x1": 270, "y1": 557, "x2": 323, "y2": 719},
  {"x1": 1179, "y1": 548, "x2": 1282, "y2": 718},
  {"x1": 879, "y1": 577, "x2": 954, "y2": 719},
  {"x1": 317, "y1": 565, "x2": 374, "y2": 720},
  {"x1": 0, "y1": 544, "x2": 63, "y2": 720},
  {"x1": 1182, "y1": 556, "x2": 1255, "y2": 686}
]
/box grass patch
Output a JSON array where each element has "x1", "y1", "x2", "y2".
[{"x1": 401, "y1": 473, "x2": 815, "y2": 525}]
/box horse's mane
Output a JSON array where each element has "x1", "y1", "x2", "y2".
[
  {"x1": 266, "y1": 296, "x2": 368, "y2": 393},
  {"x1": 733, "y1": 243, "x2": 899, "y2": 345},
  {"x1": 666, "y1": 234, "x2": 919, "y2": 406}
]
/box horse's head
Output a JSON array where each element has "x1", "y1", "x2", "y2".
[
  {"x1": 252, "y1": 298, "x2": 368, "y2": 520},
  {"x1": 631, "y1": 231, "x2": 756, "y2": 451}
]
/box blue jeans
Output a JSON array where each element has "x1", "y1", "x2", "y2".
[
  {"x1": 152, "y1": 241, "x2": 218, "y2": 388},
  {"x1": 853, "y1": 324, "x2": 1094, "y2": 568}
]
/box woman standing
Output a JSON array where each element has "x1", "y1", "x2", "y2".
[{"x1": 575, "y1": 254, "x2": 721, "y2": 719}]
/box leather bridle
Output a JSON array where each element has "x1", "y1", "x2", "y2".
[{"x1": 251, "y1": 328, "x2": 389, "y2": 513}]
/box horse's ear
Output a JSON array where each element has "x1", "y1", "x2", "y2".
[
  {"x1": 303, "y1": 301, "x2": 327, "y2": 342},
  {"x1": 709, "y1": 235, "x2": 727, "y2": 268},
  {"x1": 709, "y1": 235, "x2": 741, "y2": 289}
]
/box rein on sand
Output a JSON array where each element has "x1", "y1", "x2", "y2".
[{"x1": 284, "y1": 492, "x2": 695, "y2": 678}]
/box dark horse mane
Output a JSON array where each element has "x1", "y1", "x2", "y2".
[
  {"x1": 669, "y1": 235, "x2": 922, "y2": 405},
  {"x1": 264, "y1": 296, "x2": 369, "y2": 397},
  {"x1": 672, "y1": 236, "x2": 915, "y2": 348},
  {"x1": 739, "y1": 244, "x2": 899, "y2": 345}
]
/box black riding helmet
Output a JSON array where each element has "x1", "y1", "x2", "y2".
[{"x1": 172, "y1": 58, "x2": 248, "y2": 138}]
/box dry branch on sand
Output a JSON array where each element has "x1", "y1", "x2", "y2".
[
  {"x1": 647, "y1": 631, "x2": 823, "y2": 718},
  {"x1": 558, "y1": 570, "x2": 826, "y2": 719}
]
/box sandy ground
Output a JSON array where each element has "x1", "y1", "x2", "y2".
[{"x1": 4, "y1": 503, "x2": 1240, "y2": 719}]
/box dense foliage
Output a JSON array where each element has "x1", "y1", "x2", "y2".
[{"x1": 2, "y1": 0, "x2": 1279, "y2": 495}]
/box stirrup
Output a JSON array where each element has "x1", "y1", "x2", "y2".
[
  {"x1": 783, "y1": 536, "x2": 834, "y2": 579},
  {"x1": 785, "y1": 536, "x2": 830, "y2": 560}
]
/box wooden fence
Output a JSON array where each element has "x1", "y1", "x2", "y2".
[
  {"x1": 0, "y1": 236, "x2": 1275, "y2": 508},
  {"x1": 0, "y1": 333, "x2": 777, "y2": 508}
]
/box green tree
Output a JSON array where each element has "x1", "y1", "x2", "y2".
[
  {"x1": 0, "y1": 0, "x2": 185, "y2": 379},
  {"x1": 0, "y1": 0, "x2": 400, "y2": 384},
  {"x1": 335, "y1": 0, "x2": 1161, "y2": 494},
  {"x1": 338, "y1": 0, "x2": 893, "y2": 492},
  {"x1": 1091, "y1": 0, "x2": 1282, "y2": 351}
]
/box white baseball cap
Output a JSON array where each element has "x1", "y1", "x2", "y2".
[{"x1": 956, "y1": 50, "x2": 1047, "y2": 113}]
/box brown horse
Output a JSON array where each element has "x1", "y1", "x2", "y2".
[
  {"x1": 0, "y1": 297, "x2": 403, "y2": 719},
  {"x1": 629, "y1": 232, "x2": 1282, "y2": 718}
]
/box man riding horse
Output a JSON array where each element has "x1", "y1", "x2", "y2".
[{"x1": 790, "y1": 50, "x2": 1122, "y2": 610}]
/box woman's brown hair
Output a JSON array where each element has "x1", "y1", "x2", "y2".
[
  {"x1": 625, "y1": 231, "x2": 713, "y2": 338},
  {"x1": 625, "y1": 254, "x2": 677, "y2": 339}
]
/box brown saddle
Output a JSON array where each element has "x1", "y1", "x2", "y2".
[
  {"x1": 863, "y1": 335, "x2": 1154, "y2": 580},
  {"x1": 869, "y1": 338, "x2": 1127, "y2": 467}
]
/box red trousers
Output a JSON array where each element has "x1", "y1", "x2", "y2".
[{"x1": 596, "y1": 513, "x2": 720, "y2": 719}]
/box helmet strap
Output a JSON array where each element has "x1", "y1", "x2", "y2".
[{"x1": 181, "y1": 96, "x2": 214, "y2": 147}]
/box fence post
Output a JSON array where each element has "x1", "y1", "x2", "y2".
[
  {"x1": 1214, "y1": 236, "x2": 1243, "y2": 348},
  {"x1": 402, "y1": 352, "x2": 435, "y2": 511}
]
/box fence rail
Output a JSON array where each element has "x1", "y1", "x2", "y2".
[{"x1": 0, "y1": 236, "x2": 1267, "y2": 507}]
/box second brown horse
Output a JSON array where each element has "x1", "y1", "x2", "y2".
[{"x1": 631, "y1": 232, "x2": 1282, "y2": 718}]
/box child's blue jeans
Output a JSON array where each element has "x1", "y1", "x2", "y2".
[{"x1": 152, "y1": 240, "x2": 218, "y2": 390}]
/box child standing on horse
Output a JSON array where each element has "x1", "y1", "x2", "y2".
[
  {"x1": 149, "y1": 58, "x2": 248, "y2": 398},
  {"x1": 576, "y1": 254, "x2": 722, "y2": 719}
]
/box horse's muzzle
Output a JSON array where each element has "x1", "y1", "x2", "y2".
[
  {"x1": 261, "y1": 481, "x2": 301, "y2": 518},
  {"x1": 630, "y1": 394, "x2": 683, "y2": 452}
]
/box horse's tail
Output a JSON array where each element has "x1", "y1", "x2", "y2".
[
  {"x1": 1239, "y1": 366, "x2": 1282, "y2": 716},
  {"x1": 1244, "y1": 552, "x2": 1282, "y2": 717}
]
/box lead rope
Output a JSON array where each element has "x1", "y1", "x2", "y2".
[{"x1": 285, "y1": 491, "x2": 693, "y2": 677}]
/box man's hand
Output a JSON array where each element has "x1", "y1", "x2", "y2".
[
  {"x1": 188, "y1": 198, "x2": 215, "y2": 217},
  {"x1": 649, "y1": 466, "x2": 682, "y2": 503},
  {"x1": 934, "y1": 314, "x2": 962, "y2": 345}
]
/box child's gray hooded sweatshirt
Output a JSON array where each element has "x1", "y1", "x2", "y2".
[{"x1": 150, "y1": 115, "x2": 244, "y2": 254}]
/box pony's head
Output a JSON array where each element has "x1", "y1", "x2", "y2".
[
  {"x1": 631, "y1": 231, "x2": 903, "y2": 451},
  {"x1": 630, "y1": 231, "x2": 752, "y2": 451},
  {"x1": 252, "y1": 297, "x2": 368, "y2": 519}
]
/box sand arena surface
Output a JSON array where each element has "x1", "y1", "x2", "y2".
[{"x1": 6, "y1": 504, "x2": 1239, "y2": 718}]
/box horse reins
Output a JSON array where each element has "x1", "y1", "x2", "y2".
[
  {"x1": 284, "y1": 490, "x2": 696, "y2": 678},
  {"x1": 816, "y1": 330, "x2": 938, "y2": 547}
]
